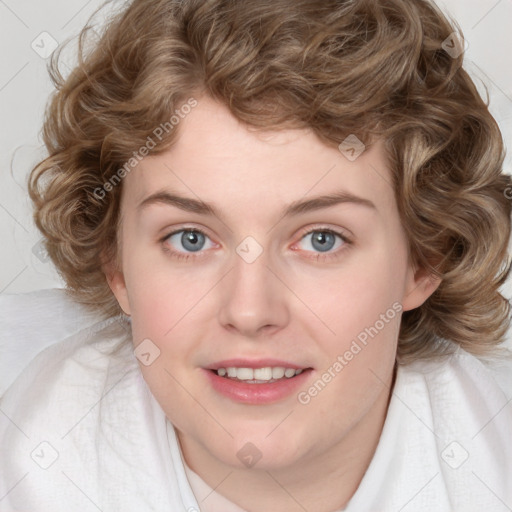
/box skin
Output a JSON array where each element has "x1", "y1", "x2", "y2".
[{"x1": 106, "y1": 95, "x2": 439, "y2": 512}]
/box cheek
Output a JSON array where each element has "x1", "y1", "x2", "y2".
[
  {"x1": 296, "y1": 245, "x2": 406, "y2": 342},
  {"x1": 123, "y1": 249, "x2": 215, "y2": 343}
]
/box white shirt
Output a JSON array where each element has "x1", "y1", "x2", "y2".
[{"x1": 1, "y1": 311, "x2": 511, "y2": 512}]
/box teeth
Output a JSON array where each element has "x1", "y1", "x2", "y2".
[
  {"x1": 235, "y1": 368, "x2": 254, "y2": 380},
  {"x1": 272, "y1": 367, "x2": 285, "y2": 379},
  {"x1": 215, "y1": 366, "x2": 305, "y2": 381},
  {"x1": 254, "y1": 367, "x2": 272, "y2": 380}
]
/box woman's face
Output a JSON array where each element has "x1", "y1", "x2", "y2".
[{"x1": 108, "y1": 95, "x2": 436, "y2": 473}]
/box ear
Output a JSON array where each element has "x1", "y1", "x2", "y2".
[
  {"x1": 401, "y1": 261, "x2": 441, "y2": 312},
  {"x1": 103, "y1": 259, "x2": 131, "y2": 316}
]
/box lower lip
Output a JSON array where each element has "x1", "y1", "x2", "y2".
[{"x1": 203, "y1": 368, "x2": 313, "y2": 405}]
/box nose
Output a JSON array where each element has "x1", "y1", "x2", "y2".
[{"x1": 217, "y1": 246, "x2": 290, "y2": 338}]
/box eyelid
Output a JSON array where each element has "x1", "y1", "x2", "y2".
[
  {"x1": 294, "y1": 224, "x2": 353, "y2": 243},
  {"x1": 159, "y1": 223, "x2": 214, "y2": 242},
  {"x1": 161, "y1": 226, "x2": 215, "y2": 244}
]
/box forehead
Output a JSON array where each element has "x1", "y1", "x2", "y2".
[{"x1": 122, "y1": 96, "x2": 395, "y2": 218}]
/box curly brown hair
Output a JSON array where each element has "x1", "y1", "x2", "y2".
[{"x1": 28, "y1": 0, "x2": 512, "y2": 362}]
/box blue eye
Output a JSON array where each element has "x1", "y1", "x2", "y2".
[
  {"x1": 163, "y1": 228, "x2": 214, "y2": 255},
  {"x1": 292, "y1": 228, "x2": 351, "y2": 262},
  {"x1": 299, "y1": 229, "x2": 346, "y2": 252},
  {"x1": 304, "y1": 231, "x2": 338, "y2": 252}
]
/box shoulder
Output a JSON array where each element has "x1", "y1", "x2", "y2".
[
  {"x1": 1, "y1": 314, "x2": 136, "y2": 408},
  {"x1": 0, "y1": 288, "x2": 107, "y2": 395},
  {"x1": 402, "y1": 345, "x2": 512, "y2": 403},
  {"x1": 399, "y1": 345, "x2": 512, "y2": 433},
  {"x1": 346, "y1": 347, "x2": 512, "y2": 511},
  {"x1": 397, "y1": 346, "x2": 512, "y2": 507},
  {"x1": 0, "y1": 316, "x2": 184, "y2": 510}
]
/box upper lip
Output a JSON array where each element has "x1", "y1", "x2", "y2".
[{"x1": 206, "y1": 358, "x2": 312, "y2": 370}]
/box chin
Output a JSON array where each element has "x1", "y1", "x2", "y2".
[{"x1": 204, "y1": 427, "x2": 308, "y2": 470}]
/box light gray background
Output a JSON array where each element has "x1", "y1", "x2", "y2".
[{"x1": 1, "y1": 0, "x2": 511, "y2": 342}]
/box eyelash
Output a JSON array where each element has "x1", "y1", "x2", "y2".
[{"x1": 160, "y1": 225, "x2": 352, "y2": 263}]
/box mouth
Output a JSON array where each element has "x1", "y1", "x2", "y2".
[
  {"x1": 203, "y1": 361, "x2": 314, "y2": 404},
  {"x1": 210, "y1": 366, "x2": 312, "y2": 384}
]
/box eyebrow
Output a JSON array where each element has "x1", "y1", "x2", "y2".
[{"x1": 137, "y1": 189, "x2": 376, "y2": 218}]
